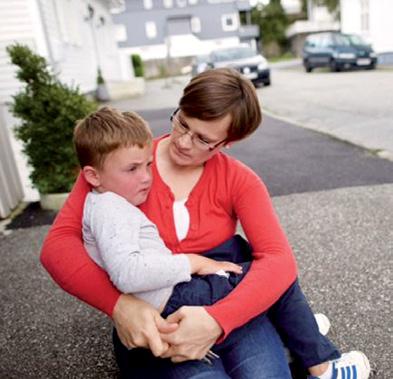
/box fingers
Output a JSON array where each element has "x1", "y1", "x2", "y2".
[
  {"x1": 171, "y1": 355, "x2": 188, "y2": 363},
  {"x1": 165, "y1": 308, "x2": 184, "y2": 324},
  {"x1": 117, "y1": 332, "x2": 132, "y2": 348},
  {"x1": 219, "y1": 262, "x2": 243, "y2": 274},
  {"x1": 155, "y1": 315, "x2": 179, "y2": 334},
  {"x1": 147, "y1": 326, "x2": 167, "y2": 357},
  {"x1": 150, "y1": 315, "x2": 179, "y2": 356}
]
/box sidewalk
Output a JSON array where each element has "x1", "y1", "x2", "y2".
[{"x1": 260, "y1": 65, "x2": 393, "y2": 161}]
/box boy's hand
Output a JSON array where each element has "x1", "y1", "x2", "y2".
[{"x1": 187, "y1": 254, "x2": 243, "y2": 276}]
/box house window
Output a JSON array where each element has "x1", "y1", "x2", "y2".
[
  {"x1": 115, "y1": 24, "x2": 127, "y2": 42},
  {"x1": 163, "y1": 0, "x2": 173, "y2": 7},
  {"x1": 145, "y1": 21, "x2": 157, "y2": 38},
  {"x1": 144, "y1": 0, "x2": 153, "y2": 9},
  {"x1": 221, "y1": 13, "x2": 238, "y2": 32},
  {"x1": 176, "y1": 0, "x2": 187, "y2": 7},
  {"x1": 191, "y1": 17, "x2": 201, "y2": 33},
  {"x1": 360, "y1": 0, "x2": 369, "y2": 32}
]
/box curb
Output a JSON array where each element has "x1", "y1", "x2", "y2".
[{"x1": 262, "y1": 108, "x2": 393, "y2": 162}]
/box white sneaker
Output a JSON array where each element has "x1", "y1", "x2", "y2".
[
  {"x1": 314, "y1": 313, "x2": 331, "y2": 336},
  {"x1": 330, "y1": 351, "x2": 371, "y2": 379}
]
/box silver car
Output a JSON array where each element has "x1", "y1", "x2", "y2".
[{"x1": 207, "y1": 46, "x2": 270, "y2": 87}]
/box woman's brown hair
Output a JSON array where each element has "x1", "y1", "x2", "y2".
[{"x1": 179, "y1": 68, "x2": 262, "y2": 143}]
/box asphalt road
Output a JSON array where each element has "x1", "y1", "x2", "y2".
[
  {"x1": 139, "y1": 108, "x2": 393, "y2": 196},
  {"x1": 1, "y1": 184, "x2": 392, "y2": 378}
]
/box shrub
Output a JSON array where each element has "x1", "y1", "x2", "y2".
[
  {"x1": 97, "y1": 68, "x2": 105, "y2": 84},
  {"x1": 6, "y1": 43, "x2": 97, "y2": 194},
  {"x1": 131, "y1": 54, "x2": 144, "y2": 77}
]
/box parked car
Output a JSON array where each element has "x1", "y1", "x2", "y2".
[
  {"x1": 191, "y1": 54, "x2": 209, "y2": 77},
  {"x1": 193, "y1": 46, "x2": 270, "y2": 87},
  {"x1": 302, "y1": 32, "x2": 377, "y2": 72}
]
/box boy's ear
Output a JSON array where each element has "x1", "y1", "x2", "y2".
[{"x1": 82, "y1": 166, "x2": 101, "y2": 187}]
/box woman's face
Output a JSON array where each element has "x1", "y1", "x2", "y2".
[{"x1": 168, "y1": 110, "x2": 231, "y2": 168}]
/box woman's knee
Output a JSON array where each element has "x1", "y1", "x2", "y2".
[{"x1": 218, "y1": 314, "x2": 292, "y2": 379}]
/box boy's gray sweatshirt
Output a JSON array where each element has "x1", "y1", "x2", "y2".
[{"x1": 82, "y1": 191, "x2": 191, "y2": 309}]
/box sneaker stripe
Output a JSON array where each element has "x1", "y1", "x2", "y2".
[
  {"x1": 352, "y1": 365, "x2": 357, "y2": 379},
  {"x1": 341, "y1": 366, "x2": 349, "y2": 379},
  {"x1": 332, "y1": 362, "x2": 338, "y2": 379}
]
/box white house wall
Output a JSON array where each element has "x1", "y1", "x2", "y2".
[
  {"x1": 0, "y1": 0, "x2": 37, "y2": 104},
  {"x1": 0, "y1": 0, "x2": 41, "y2": 207},
  {"x1": 38, "y1": 0, "x2": 123, "y2": 92},
  {"x1": 369, "y1": 0, "x2": 393, "y2": 53},
  {"x1": 341, "y1": 0, "x2": 393, "y2": 53},
  {"x1": 0, "y1": 0, "x2": 126, "y2": 206}
]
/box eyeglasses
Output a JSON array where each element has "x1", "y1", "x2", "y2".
[{"x1": 170, "y1": 109, "x2": 226, "y2": 152}]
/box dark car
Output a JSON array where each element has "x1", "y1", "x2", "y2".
[
  {"x1": 303, "y1": 32, "x2": 377, "y2": 72},
  {"x1": 191, "y1": 54, "x2": 209, "y2": 77},
  {"x1": 204, "y1": 46, "x2": 270, "y2": 86}
]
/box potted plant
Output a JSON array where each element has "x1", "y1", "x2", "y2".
[
  {"x1": 96, "y1": 67, "x2": 110, "y2": 102},
  {"x1": 6, "y1": 44, "x2": 97, "y2": 210}
]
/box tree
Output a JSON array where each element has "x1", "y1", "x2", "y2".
[
  {"x1": 7, "y1": 44, "x2": 97, "y2": 194},
  {"x1": 251, "y1": 0, "x2": 290, "y2": 55}
]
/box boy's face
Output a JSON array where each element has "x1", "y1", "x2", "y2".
[{"x1": 94, "y1": 144, "x2": 153, "y2": 206}]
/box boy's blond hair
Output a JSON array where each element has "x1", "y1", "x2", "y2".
[{"x1": 73, "y1": 107, "x2": 152, "y2": 169}]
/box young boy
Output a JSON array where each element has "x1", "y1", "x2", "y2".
[{"x1": 73, "y1": 106, "x2": 370, "y2": 379}]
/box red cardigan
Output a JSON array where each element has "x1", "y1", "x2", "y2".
[{"x1": 41, "y1": 137, "x2": 297, "y2": 340}]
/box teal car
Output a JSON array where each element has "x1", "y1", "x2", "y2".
[{"x1": 303, "y1": 32, "x2": 377, "y2": 72}]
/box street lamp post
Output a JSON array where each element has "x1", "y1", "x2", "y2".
[{"x1": 85, "y1": 4, "x2": 110, "y2": 101}]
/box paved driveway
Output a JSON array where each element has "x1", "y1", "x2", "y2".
[{"x1": 259, "y1": 66, "x2": 393, "y2": 160}]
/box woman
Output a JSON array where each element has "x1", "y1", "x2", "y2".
[{"x1": 41, "y1": 68, "x2": 300, "y2": 378}]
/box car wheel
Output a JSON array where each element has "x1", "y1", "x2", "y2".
[
  {"x1": 264, "y1": 78, "x2": 271, "y2": 86},
  {"x1": 304, "y1": 60, "x2": 313, "y2": 72},
  {"x1": 366, "y1": 63, "x2": 376, "y2": 70},
  {"x1": 330, "y1": 59, "x2": 340, "y2": 72}
]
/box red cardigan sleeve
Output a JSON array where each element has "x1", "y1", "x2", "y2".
[
  {"x1": 206, "y1": 162, "x2": 298, "y2": 341},
  {"x1": 40, "y1": 173, "x2": 121, "y2": 316}
]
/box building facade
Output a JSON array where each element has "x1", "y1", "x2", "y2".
[
  {"x1": 113, "y1": 0, "x2": 258, "y2": 74},
  {"x1": 0, "y1": 0, "x2": 126, "y2": 216},
  {"x1": 340, "y1": 0, "x2": 393, "y2": 55}
]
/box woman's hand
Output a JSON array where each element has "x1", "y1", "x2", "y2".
[
  {"x1": 112, "y1": 294, "x2": 178, "y2": 357},
  {"x1": 188, "y1": 254, "x2": 243, "y2": 276},
  {"x1": 160, "y1": 306, "x2": 223, "y2": 362}
]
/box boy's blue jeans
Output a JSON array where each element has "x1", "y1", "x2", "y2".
[
  {"x1": 165, "y1": 235, "x2": 340, "y2": 368},
  {"x1": 113, "y1": 235, "x2": 340, "y2": 378}
]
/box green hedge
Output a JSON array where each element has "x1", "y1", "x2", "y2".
[
  {"x1": 131, "y1": 54, "x2": 144, "y2": 77},
  {"x1": 7, "y1": 44, "x2": 97, "y2": 194}
]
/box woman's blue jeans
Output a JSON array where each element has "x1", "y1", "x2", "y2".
[
  {"x1": 113, "y1": 312, "x2": 291, "y2": 378},
  {"x1": 112, "y1": 235, "x2": 339, "y2": 377}
]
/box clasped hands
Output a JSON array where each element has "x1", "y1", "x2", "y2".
[{"x1": 112, "y1": 294, "x2": 223, "y2": 363}]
